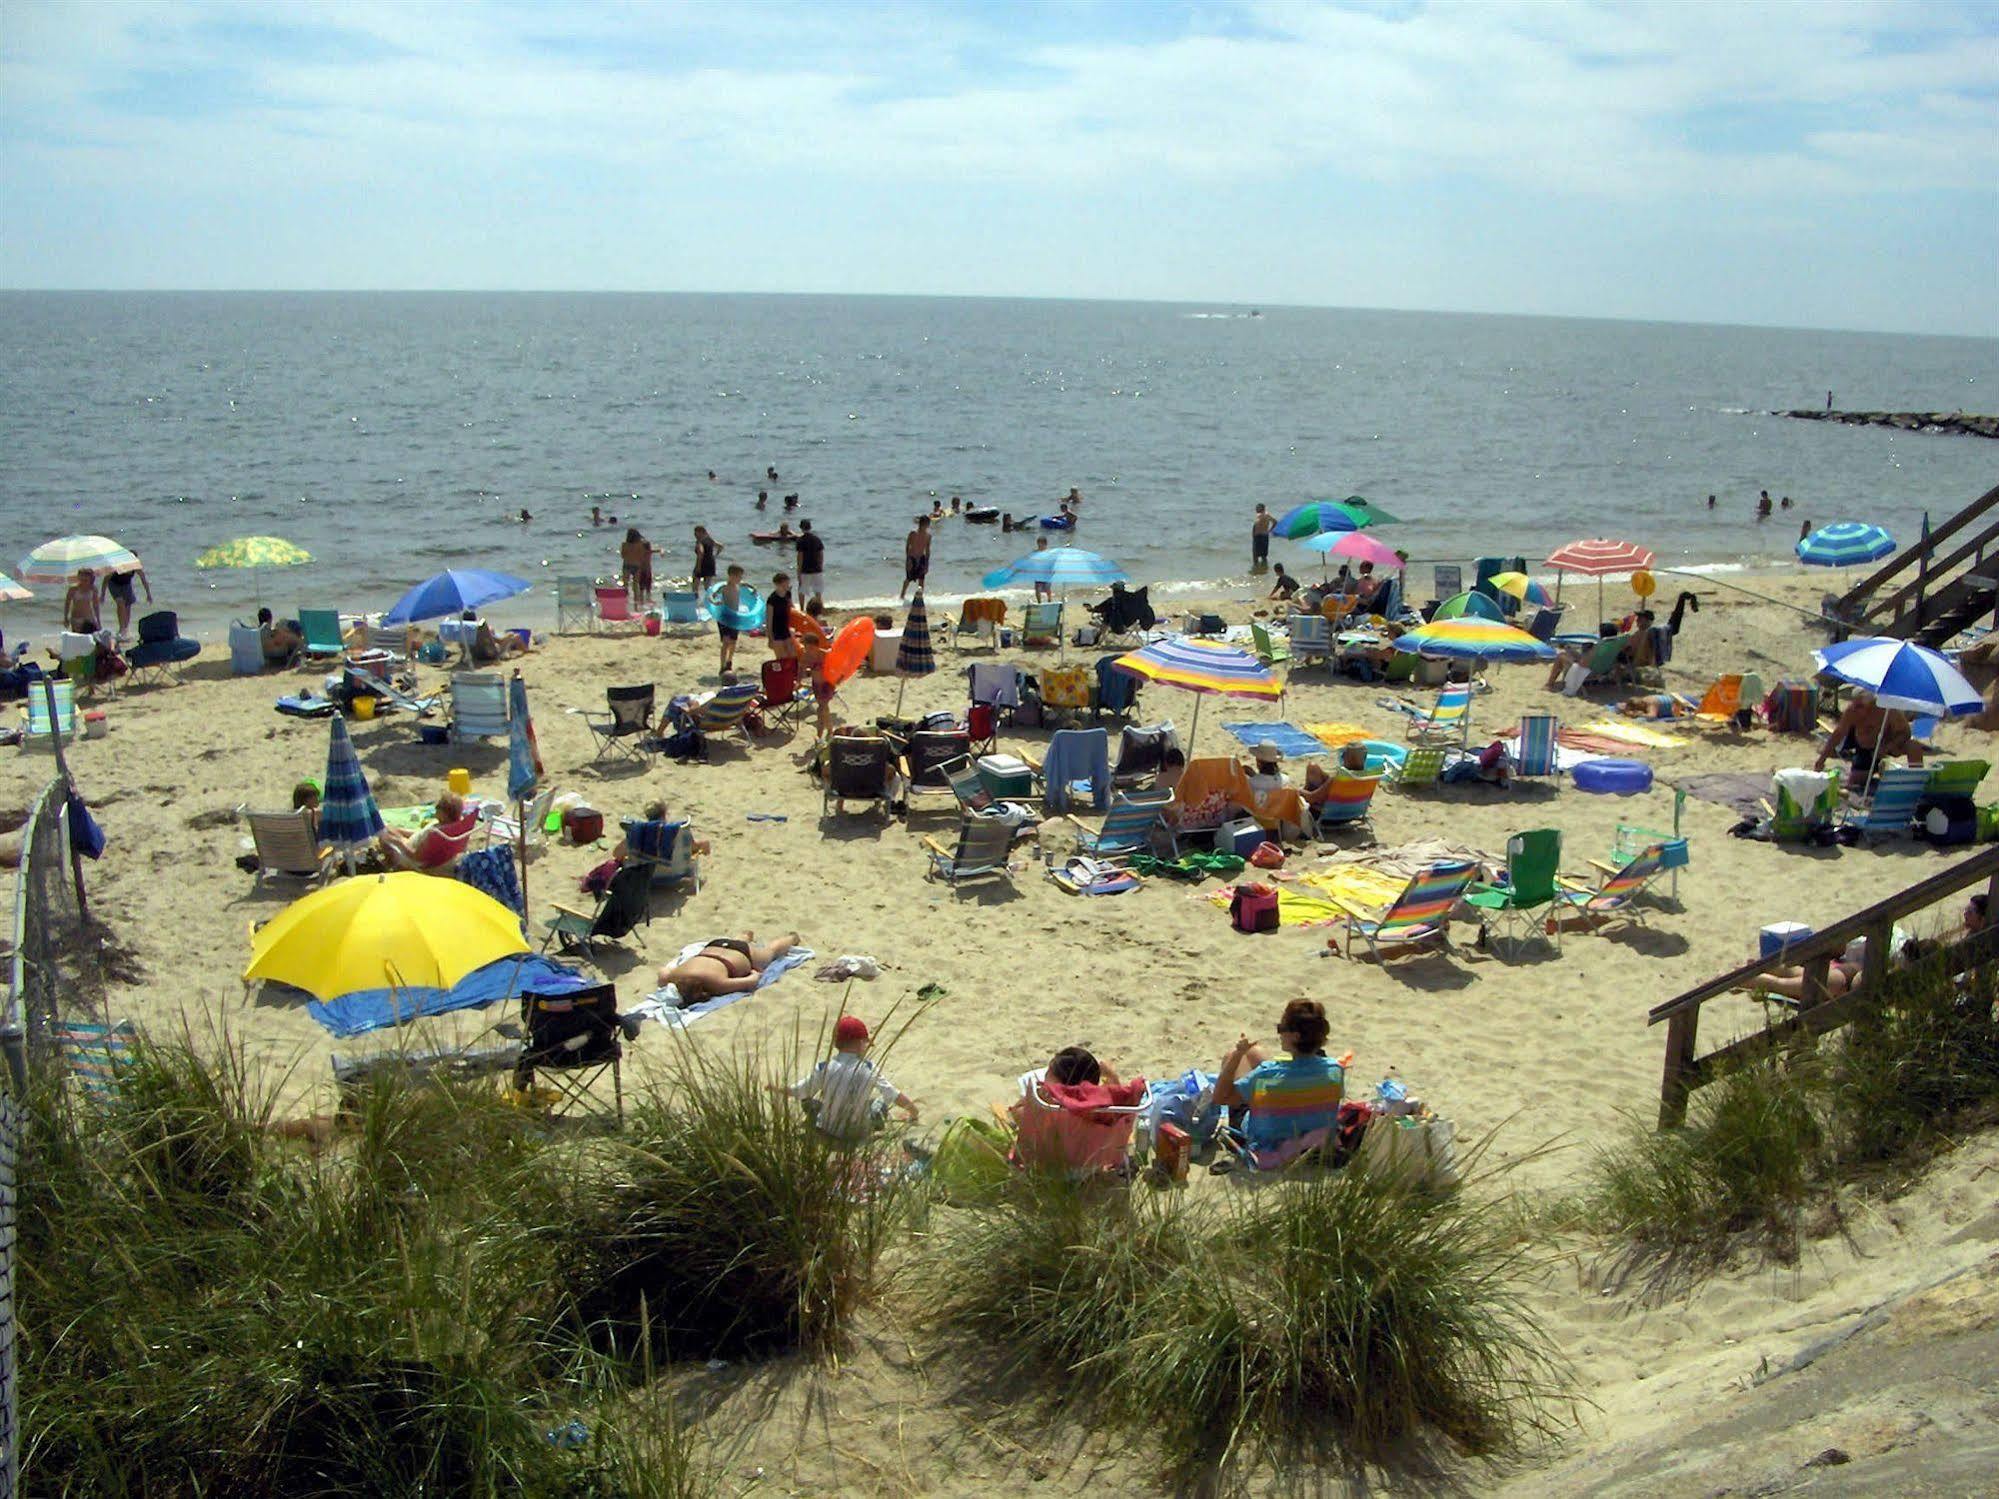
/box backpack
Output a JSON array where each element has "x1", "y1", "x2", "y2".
[{"x1": 1229, "y1": 882, "x2": 1281, "y2": 933}]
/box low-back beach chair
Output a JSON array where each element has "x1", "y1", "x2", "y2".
[
  {"x1": 825, "y1": 733, "x2": 903, "y2": 817},
  {"x1": 1331, "y1": 859, "x2": 1477, "y2": 963},
  {"x1": 347, "y1": 667, "x2": 439, "y2": 719},
  {"x1": 1063, "y1": 787, "x2": 1170, "y2": 858},
  {"x1": 1288, "y1": 613, "x2": 1331, "y2": 669},
  {"x1": 365, "y1": 621, "x2": 414, "y2": 659},
  {"x1": 1397, "y1": 683, "x2": 1472, "y2": 745},
  {"x1": 1093, "y1": 654, "x2": 1140, "y2": 720},
  {"x1": 541, "y1": 861, "x2": 653, "y2": 959},
  {"x1": 1554, "y1": 843, "x2": 1669, "y2": 933},
  {"x1": 686, "y1": 680, "x2": 762, "y2": 744},
  {"x1": 922, "y1": 817, "x2": 1018, "y2": 887},
  {"x1": 1312, "y1": 773, "x2": 1382, "y2": 842},
  {"x1": 659, "y1": 591, "x2": 706, "y2": 635},
  {"x1": 484, "y1": 786, "x2": 556, "y2": 853},
  {"x1": 1608, "y1": 787, "x2": 1689, "y2": 903},
  {"x1": 448, "y1": 671, "x2": 511, "y2": 742},
  {"x1": 1013, "y1": 1076, "x2": 1148, "y2": 1178},
  {"x1": 583, "y1": 684, "x2": 655, "y2": 763},
  {"x1": 759, "y1": 656, "x2": 809, "y2": 730},
  {"x1": 1841, "y1": 766, "x2": 1930, "y2": 841},
  {"x1": 622, "y1": 818, "x2": 703, "y2": 893},
  {"x1": 126, "y1": 611, "x2": 201, "y2": 686},
  {"x1": 1571, "y1": 634, "x2": 1632, "y2": 693},
  {"x1": 242, "y1": 807, "x2": 336, "y2": 890},
  {"x1": 56, "y1": 1017, "x2": 138, "y2": 1098},
  {"x1": 1389, "y1": 745, "x2": 1446, "y2": 791},
  {"x1": 953, "y1": 598, "x2": 1004, "y2": 652},
  {"x1": 20, "y1": 679, "x2": 78, "y2": 749},
  {"x1": 555, "y1": 577, "x2": 594, "y2": 635},
  {"x1": 1021, "y1": 602, "x2": 1064, "y2": 648},
  {"x1": 1515, "y1": 712, "x2": 1561, "y2": 784},
  {"x1": 1250, "y1": 620, "x2": 1290, "y2": 667},
  {"x1": 594, "y1": 586, "x2": 635, "y2": 630},
  {"x1": 1695, "y1": 673, "x2": 1744, "y2": 724},
  {"x1": 297, "y1": 609, "x2": 346, "y2": 663},
  {"x1": 513, "y1": 981, "x2": 625, "y2": 1125},
  {"x1": 1465, "y1": 828, "x2": 1562, "y2": 957},
  {"x1": 1924, "y1": 758, "x2": 1989, "y2": 800},
  {"x1": 1525, "y1": 607, "x2": 1564, "y2": 643}
]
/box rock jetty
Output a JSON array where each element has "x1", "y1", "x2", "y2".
[{"x1": 1779, "y1": 409, "x2": 1998, "y2": 440}]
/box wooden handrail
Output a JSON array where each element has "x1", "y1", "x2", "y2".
[
  {"x1": 1859, "y1": 520, "x2": 1999, "y2": 630},
  {"x1": 1840, "y1": 480, "x2": 1999, "y2": 617}
]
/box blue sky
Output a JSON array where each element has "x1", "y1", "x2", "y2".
[{"x1": 3, "y1": 0, "x2": 1995, "y2": 334}]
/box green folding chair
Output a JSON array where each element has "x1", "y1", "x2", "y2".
[
  {"x1": 1249, "y1": 620, "x2": 1290, "y2": 667},
  {"x1": 1389, "y1": 746, "x2": 1446, "y2": 790},
  {"x1": 1465, "y1": 829, "x2": 1562, "y2": 957},
  {"x1": 297, "y1": 608, "x2": 346, "y2": 662}
]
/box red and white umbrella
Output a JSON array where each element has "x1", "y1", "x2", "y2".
[{"x1": 1544, "y1": 538, "x2": 1656, "y2": 622}]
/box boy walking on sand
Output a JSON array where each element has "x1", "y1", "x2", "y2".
[
  {"x1": 774, "y1": 1015, "x2": 918, "y2": 1142},
  {"x1": 716, "y1": 564, "x2": 746, "y2": 675}
]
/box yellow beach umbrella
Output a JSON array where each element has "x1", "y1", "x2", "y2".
[
  {"x1": 196, "y1": 536, "x2": 313, "y2": 608},
  {"x1": 243, "y1": 872, "x2": 528, "y2": 1000}
]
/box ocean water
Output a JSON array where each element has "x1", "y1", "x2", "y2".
[{"x1": 0, "y1": 291, "x2": 1992, "y2": 635}]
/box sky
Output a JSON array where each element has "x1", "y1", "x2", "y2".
[{"x1": 2, "y1": 0, "x2": 1996, "y2": 335}]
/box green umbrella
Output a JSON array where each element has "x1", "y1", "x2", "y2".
[
  {"x1": 195, "y1": 536, "x2": 313, "y2": 607},
  {"x1": 1329, "y1": 495, "x2": 1399, "y2": 527},
  {"x1": 1431, "y1": 590, "x2": 1505, "y2": 621}
]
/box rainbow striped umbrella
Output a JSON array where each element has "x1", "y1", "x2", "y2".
[
  {"x1": 17, "y1": 534, "x2": 141, "y2": 584},
  {"x1": 1112, "y1": 636, "x2": 1281, "y2": 750},
  {"x1": 1396, "y1": 618, "x2": 1556, "y2": 664}
]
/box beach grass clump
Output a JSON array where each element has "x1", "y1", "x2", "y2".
[
  {"x1": 20, "y1": 1038, "x2": 704, "y2": 1498},
  {"x1": 925, "y1": 1164, "x2": 1567, "y2": 1480},
  {"x1": 570, "y1": 1042, "x2": 909, "y2": 1362}
]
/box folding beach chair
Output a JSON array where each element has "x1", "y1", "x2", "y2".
[
  {"x1": 1395, "y1": 684, "x2": 1472, "y2": 745},
  {"x1": 904, "y1": 729, "x2": 974, "y2": 810},
  {"x1": 1525, "y1": 607, "x2": 1564, "y2": 643},
  {"x1": 554, "y1": 576, "x2": 595, "y2": 634},
  {"x1": 760, "y1": 657, "x2": 810, "y2": 730},
  {"x1": 229, "y1": 622, "x2": 267, "y2": 674},
  {"x1": 348, "y1": 668, "x2": 439, "y2": 719},
  {"x1": 1514, "y1": 712, "x2": 1561, "y2": 785},
  {"x1": 1695, "y1": 673, "x2": 1745, "y2": 724},
  {"x1": 1430, "y1": 565, "x2": 1462, "y2": 610},
  {"x1": 922, "y1": 816, "x2": 1018, "y2": 886},
  {"x1": 1250, "y1": 620, "x2": 1290, "y2": 667},
  {"x1": 20, "y1": 678, "x2": 78, "y2": 749},
  {"x1": 1093, "y1": 654, "x2": 1140, "y2": 720},
  {"x1": 125, "y1": 610, "x2": 201, "y2": 686},
  {"x1": 659, "y1": 591, "x2": 707, "y2": 635},
  {"x1": 1465, "y1": 828, "x2": 1562, "y2": 957},
  {"x1": 382, "y1": 816, "x2": 479, "y2": 876},
  {"x1": 56, "y1": 1017, "x2": 138, "y2": 1098},
  {"x1": 484, "y1": 786, "x2": 556, "y2": 853},
  {"x1": 1554, "y1": 843, "x2": 1668, "y2": 934},
  {"x1": 1021, "y1": 602, "x2": 1064, "y2": 648},
  {"x1": 1840, "y1": 766, "x2": 1930, "y2": 841},
  {"x1": 541, "y1": 861, "x2": 653, "y2": 958},
  {"x1": 1388, "y1": 745, "x2": 1446, "y2": 791},
  {"x1": 364, "y1": 621, "x2": 415, "y2": 659},
  {"x1": 1089, "y1": 585, "x2": 1154, "y2": 647},
  {"x1": 684, "y1": 680, "x2": 763, "y2": 745},
  {"x1": 1608, "y1": 787, "x2": 1688, "y2": 902},
  {"x1": 582, "y1": 684, "x2": 655, "y2": 763},
  {"x1": 621, "y1": 818, "x2": 703, "y2": 893},
  {"x1": 1112, "y1": 721, "x2": 1179, "y2": 787},
  {"x1": 594, "y1": 585, "x2": 636, "y2": 630},
  {"x1": 953, "y1": 598, "x2": 1004, "y2": 652},
  {"x1": 1013, "y1": 1076, "x2": 1147, "y2": 1178},
  {"x1": 1761, "y1": 770, "x2": 1841, "y2": 842},
  {"x1": 242, "y1": 807, "x2": 336, "y2": 890},
  {"x1": 1330, "y1": 859, "x2": 1477, "y2": 963},
  {"x1": 967, "y1": 661, "x2": 1024, "y2": 723},
  {"x1": 448, "y1": 671, "x2": 511, "y2": 742},
  {"x1": 1288, "y1": 612, "x2": 1331, "y2": 669},
  {"x1": 296, "y1": 609, "x2": 345, "y2": 663},
  {"x1": 1559, "y1": 634, "x2": 1631, "y2": 695},
  {"x1": 1062, "y1": 787, "x2": 1170, "y2": 858},
  {"x1": 1312, "y1": 773, "x2": 1382, "y2": 842},
  {"x1": 824, "y1": 733, "x2": 903, "y2": 817},
  {"x1": 1923, "y1": 758, "x2": 1989, "y2": 800},
  {"x1": 512, "y1": 981, "x2": 625, "y2": 1125},
  {"x1": 943, "y1": 755, "x2": 1038, "y2": 827}
]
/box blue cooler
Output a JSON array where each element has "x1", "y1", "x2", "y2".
[{"x1": 1760, "y1": 922, "x2": 1813, "y2": 959}]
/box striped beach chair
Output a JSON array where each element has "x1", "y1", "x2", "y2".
[
  {"x1": 1388, "y1": 745, "x2": 1447, "y2": 791},
  {"x1": 20, "y1": 678, "x2": 78, "y2": 750},
  {"x1": 1288, "y1": 613, "x2": 1331, "y2": 668},
  {"x1": 1840, "y1": 766, "x2": 1931, "y2": 841},
  {"x1": 1555, "y1": 844, "x2": 1668, "y2": 933},
  {"x1": 1330, "y1": 859, "x2": 1477, "y2": 963},
  {"x1": 685, "y1": 680, "x2": 763, "y2": 745},
  {"x1": 1394, "y1": 684, "x2": 1472, "y2": 745},
  {"x1": 448, "y1": 671, "x2": 511, "y2": 742},
  {"x1": 1021, "y1": 602, "x2": 1064, "y2": 648},
  {"x1": 1924, "y1": 758, "x2": 1989, "y2": 800},
  {"x1": 923, "y1": 817, "x2": 1017, "y2": 886},
  {"x1": 57, "y1": 1018, "x2": 138, "y2": 1097},
  {"x1": 1312, "y1": 773, "x2": 1381, "y2": 842},
  {"x1": 1515, "y1": 712, "x2": 1561, "y2": 785},
  {"x1": 1064, "y1": 788, "x2": 1169, "y2": 858}
]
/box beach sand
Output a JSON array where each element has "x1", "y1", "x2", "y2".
[{"x1": 7, "y1": 567, "x2": 1994, "y2": 1492}]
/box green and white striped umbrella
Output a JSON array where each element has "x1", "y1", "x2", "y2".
[{"x1": 18, "y1": 534, "x2": 141, "y2": 584}]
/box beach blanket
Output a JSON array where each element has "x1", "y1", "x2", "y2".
[
  {"x1": 1556, "y1": 728, "x2": 1652, "y2": 756},
  {"x1": 1223, "y1": 721, "x2": 1328, "y2": 760},
  {"x1": 1577, "y1": 719, "x2": 1691, "y2": 748},
  {"x1": 1202, "y1": 838, "x2": 1496, "y2": 928},
  {"x1": 1676, "y1": 771, "x2": 1775, "y2": 819},
  {"x1": 629, "y1": 942, "x2": 816, "y2": 1030},
  {"x1": 1305, "y1": 722, "x2": 1372, "y2": 750},
  {"x1": 302, "y1": 953, "x2": 593, "y2": 1038}
]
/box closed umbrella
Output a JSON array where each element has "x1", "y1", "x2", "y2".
[
  {"x1": 383, "y1": 568, "x2": 531, "y2": 626},
  {"x1": 1545, "y1": 538, "x2": 1656, "y2": 623},
  {"x1": 243, "y1": 872, "x2": 529, "y2": 1000},
  {"x1": 18, "y1": 534, "x2": 141, "y2": 585},
  {"x1": 893, "y1": 592, "x2": 935, "y2": 716},
  {"x1": 506, "y1": 671, "x2": 541, "y2": 911},
  {"x1": 0, "y1": 573, "x2": 33, "y2": 604},
  {"x1": 1111, "y1": 636, "x2": 1282, "y2": 752},
  {"x1": 319, "y1": 715, "x2": 385, "y2": 873},
  {"x1": 195, "y1": 535, "x2": 313, "y2": 608},
  {"x1": 1396, "y1": 618, "x2": 1557, "y2": 664}
]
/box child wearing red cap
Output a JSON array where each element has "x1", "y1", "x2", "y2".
[{"x1": 776, "y1": 1015, "x2": 917, "y2": 1142}]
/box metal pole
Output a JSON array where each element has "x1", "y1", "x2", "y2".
[{"x1": 42, "y1": 678, "x2": 88, "y2": 922}]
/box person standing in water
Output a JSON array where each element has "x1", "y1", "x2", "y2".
[
  {"x1": 691, "y1": 525, "x2": 721, "y2": 595},
  {"x1": 1251, "y1": 503, "x2": 1275, "y2": 572},
  {"x1": 902, "y1": 516, "x2": 931, "y2": 600},
  {"x1": 620, "y1": 528, "x2": 656, "y2": 607}
]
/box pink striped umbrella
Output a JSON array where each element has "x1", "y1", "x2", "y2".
[{"x1": 1544, "y1": 538, "x2": 1657, "y2": 622}]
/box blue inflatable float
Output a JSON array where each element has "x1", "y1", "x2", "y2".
[
  {"x1": 1572, "y1": 758, "x2": 1653, "y2": 796},
  {"x1": 706, "y1": 583, "x2": 766, "y2": 633}
]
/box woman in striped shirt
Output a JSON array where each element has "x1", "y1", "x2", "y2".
[{"x1": 1213, "y1": 999, "x2": 1345, "y2": 1169}]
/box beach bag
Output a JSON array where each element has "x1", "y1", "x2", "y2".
[
  {"x1": 1229, "y1": 882, "x2": 1281, "y2": 934},
  {"x1": 1143, "y1": 1069, "x2": 1220, "y2": 1149},
  {"x1": 658, "y1": 724, "x2": 705, "y2": 761},
  {"x1": 66, "y1": 789, "x2": 106, "y2": 860},
  {"x1": 1356, "y1": 1114, "x2": 1460, "y2": 1191}
]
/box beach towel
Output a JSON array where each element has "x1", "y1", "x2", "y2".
[
  {"x1": 457, "y1": 846, "x2": 525, "y2": 920},
  {"x1": 1575, "y1": 720, "x2": 1691, "y2": 748},
  {"x1": 1223, "y1": 721, "x2": 1329, "y2": 760},
  {"x1": 1676, "y1": 771, "x2": 1774, "y2": 819},
  {"x1": 1305, "y1": 722, "x2": 1371, "y2": 750},
  {"x1": 1043, "y1": 728, "x2": 1111, "y2": 813},
  {"x1": 1206, "y1": 865, "x2": 1409, "y2": 927},
  {"x1": 1170, "y1": 756, "x2": 1307, "y2": 835},
  {"x1": 630, "y1": 943, "x2": 817, "y2": 1029},
  {"x1": 1556, "y1": 728, "x2": 1650, "y2": 756},
  {"x1": 302, "y1": 954, "x2": 592, "y2": 1038},
  {"x1": 968, "y1": 662, "x2": 1021, "y2": 708}
]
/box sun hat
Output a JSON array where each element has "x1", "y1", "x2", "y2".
[
  {"x1": 1252, "y1": 740, "x2": 1281, "y2": 762},
  {"x1": 834, "y1": 1014, "x2": 870, "y2": 1045}
]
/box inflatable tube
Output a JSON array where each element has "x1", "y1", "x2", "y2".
[
  {"x1": 791, "y1": 612, "x2": 829, "y2": 651},
  {"x1": 964, "y1": 507, "x2": 999, "y2": 523},
  {"x1": 706, "y1": 582, "x2": 766, "y2": 633},
  {"x1": 823, "y1": 618, "x2": 875, "y2": 687},
  {"x1": 1572, "y1": 758, "x2": 1653, "y2": 796},
  {"x1": 1039, "y1": 514, "x2": 1075, "y2": 531}
]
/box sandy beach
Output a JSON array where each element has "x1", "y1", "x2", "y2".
[{"x1": 8, "y1": 565, "x2": 1995, "y2": 1491}]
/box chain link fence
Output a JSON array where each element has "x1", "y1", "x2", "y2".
[{"x1": 0, "y1": 1091, "x2": 18, "y2": 1499}]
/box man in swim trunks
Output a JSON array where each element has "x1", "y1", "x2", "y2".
[
  {"x1": 901, "y1": 516, "x2": 931, "y2": 600},
  {"x1": 1251, "y1": 504, "x2": 1274, "y2": 571},
  {"x1": 1815, "y1": 688, "x2": 1922, "y2": 789},
  {"x1": 659, "y1": 931, "x2": 800, "y2": 1004}
]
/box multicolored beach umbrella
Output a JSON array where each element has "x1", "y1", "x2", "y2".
[
  {"x1": 981, "y1": 547, "x2": 1127, "y2": 590},
  {"x1": 1489, "y1": 572, "x2": 1557, "y2": 608},
  {"x1": 1796, "y1": 523, "x2": 1895, "y2": 569},
  {"x1": 1811, "y1": 637, "x2": 1981, "y2": 716},
  {"x1": 383, "y1": 568, "x2": 531, "y2": 625},
  {"x1": 195, "y1": 535, "x2": 313, "y2": 607},
  {"x1": 1272, "y1": 501, "x2": 1360, "y2": 540},
  {"x1": 319, "y1": 714, "x2": 384, "y2": 871},
  {"x1": 17, "y1": 534, "x2": 142, "y2": 584},
  {"x1": 1431, "y1": 590, "x2": 1506, "y2": 621},
  {"x1": 1545, "y1": 538, "x2": 1657, "y2": 622},
  {"x1": 243, "y1": 873, "x2": 528, "y2": 1001},
  {"x1": 1396, "y1": 618, "x2": 1556, "y2": 664},
  {"x1": 1328, "y1": 496, "x2": 1400, "y2": 528},
  {"x1": 1112, "y1": 636, "x2": 1282, "y2": 750},
  {"x1": 0, "y1": 573, "x2": 33, "y2": 603},
  {"x1": 893, "y1": 592, "x2": 935, "y2": 715}
]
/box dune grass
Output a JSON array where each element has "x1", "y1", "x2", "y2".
[{"x1": 925, "y1": 1163, "x2": 1569, "y2": 1482}]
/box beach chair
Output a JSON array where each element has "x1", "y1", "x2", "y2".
[
  {"x1": 824, "y1": 733, "x2": 903, "y2": 817},
  {"x1": 659, "y1": 591, "x2": 706, "y2": 635},
  {"x1": 1525, "y1": 607, "x2": 1564, "y2": 643},
  {"x1": 621, "y1": 818, "x2": 703, "y2": 893},
  {"x1": 448, "y1": 671, "x2": 510, "y2": 742},
  {"x1": 125, "y1": 610, "x2": 201, "y2": 686},
  {"x1": 1554, "y1": 844, "x2": 1669, "y2": 933},
  {"x1": 1063, "y1": 787, "x2": 1170, "y2": 858},
  {"x1": 685, "y1": 680, "x2": 762, "y2": 744},
  {"x1": 484, "y1": 786, "x2": 556, "y2": 854},
  {"x1": 1607, "y1": 787, "x2": 1688, "y2": 903},
  {"x1": 923, "y1": 816, "x2": 1018, "y2": 886},
  {"x1": 759, "y1": 656, "x2": 810, "y2": 730},
  {"x1": 1092, "y1": 585, "x2": 1154, "y2": 647},
  {"x1": 346, "y1": 667, "x2": 440, "y2": 719},
  {"x1": 953, "y1": 598, "x2": 1004, "y2": 652},
  {"x1": 942, "y1": 755, "x2": 1038, "y2": 827},
  {"x1": 364, "y1": 621, "x2": 415, "y2": 659},
  {"x1": 1388, "y1": 746, "x2": 1446, "y2": 791},
  {"x1": 541, "y1": 861, "x2": 653, "y2": 959},
  {"x1": 1331, "y1": 859, "x2": 1477, "y2": 963},
  {"x1": 1840, "y1": 766, "x2": 1930, "y2": 841},
  {"x1": 1112, "y1": 721, "x2": 1178, "y2": 787},
  {"x1": 1040, "y1": 664, "x2": 1094, "y2": 725},
  {"x1": 1515, "y1": 712, "x2": 1561, "y2": 785},
  {"x1": 1761, "y1": 771, "x2": 1841, "y2": 842},
  {"x1": 56, "y1": 1017, "x2": 138, "y2": 1098},
  {"x1": 594, "y1": 585, "x2": 635, "y2": 630},
  {"x1": 582, "y1": 684, "x2": 655, "y2": 763},
  {"x1": 967, "y1": 661, "x2": 1024, "y2": 723},
  {"x1": 1013, "y1": 1076, "x2": 1147, "y2": 1178},
  {"x1": 242, "y1": 807, "x2": 336, "y2": 890},
  {"x1": 228, "y1": 622, "x2": 267, "y2": 674},
  {"x1": 383, "y1": 815, "x2": 480, "y2": 875},
  {"x1": 903, "y1": 729, "x2": 973, "y2": 810},
  {"x1": 1465, "y1": 829, "x2": 1563, "y2": 957},
  {"x1": 1923, "y1": 758, "x2": 1989, "y2": 800},
  {"x1": 1250, "y1": 620, "x2": 1290, "y2": 667},
  {"x1": 297, "y1": 609, "x2": 346, "y2": 663},
  {"x1": 1021, "y1": 602, "x2": 1064, "y2": 648},
  {"x1": 20, "y1": 679, "x2": 78, "y2": 750},
  {"x1": 1288, "y1": 612, "x2": 1331, "y2": 669},
  {"x1": 554, "y1": 576, "x2": 595, "y2": 634},
  {"x1": 1695, "y1": 673, "x2": 1745, "y2": 724},
  {"x1": 512, "y1": 981, "x2": 624, "y2": 1125},
  {"x1": 1397, "y1": 684, "x2": 1472, "y2": 745},
  {"x1": 1093, "y1": 654, "x2": 1140, "y2": 720},
  {"x1": 1559, "y1": 634, "x2": 1631, "y2": 695},
  {"x1": 1430, "y1": 565, "x2": 1462, "y2": 611},
  {"x1": 1312, "y1": 773, "x2": 1382, "y2": 842}
]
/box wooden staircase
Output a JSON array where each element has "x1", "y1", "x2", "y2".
[{"x1": 1835, "y1": 481, "x2": 1999, "y2": 645}]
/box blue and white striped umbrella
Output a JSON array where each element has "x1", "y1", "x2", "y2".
[
  {"x1": 321, "y1": 715, "x2": 384, "y2": 860},
  {"x1": 506, "y1": 673, "x2": 538, "y2": 804},
  {"x1": 1812, "y1": 636, "x2": 1982, "y2": 716},
  {"x1": 1796, "y1": 523, "x2": 1895, "y2": 568},
  {"x1": 982, "y1": 547, "x2": 1127, "y2": 590}
]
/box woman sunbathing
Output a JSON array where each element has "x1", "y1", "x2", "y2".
[
  {"x1": 1747, "y1": 929, "x2": 1928, "y2": 1004},
  {"x1": 658, "y1": 931, "x2": 800, "y2": 1003}
]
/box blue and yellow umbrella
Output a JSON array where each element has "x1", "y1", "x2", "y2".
[
  {"x1": 1396, "y1": 618, "x2": 1555, "y2": 664},
  {"x1": 1112, "y1": 636, "x2": 1281, "y2": 750}
]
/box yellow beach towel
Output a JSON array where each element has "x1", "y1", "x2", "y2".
[
  {"x1": 1306, "y1": 722, "x2": 1371, "y2": 750},
  {"x1": 1577, "y1": 720, "x2": 1690, "y2": 748},
  {"x1": 1205, "y1": 865, "x2": 1407, "y2": 927}
]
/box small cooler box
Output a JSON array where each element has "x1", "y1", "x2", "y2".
[
  {"x1": 1760, "y1": 922, "x2": 1813, "y2": 959},
  {"x1": 977, "y1": 754, "x2": 1035, "y2": 800}
]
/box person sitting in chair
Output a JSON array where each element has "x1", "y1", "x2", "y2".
[
  {"x1": 463, "y1": 610, "x2": 527, "y2": 663},
  {"x1": 1212, "y1": 999, "x2": 1345, "y2": 1170},
  {"x1": 1815, "y1": 688, "x2": 1923, "y2": 789},
  {"x1": 658, "y1": 930, "x2": 800, "y2": 1004},
  {"x1": 377, "y1": 791, "x2": 478, "y2": 871},
  {"x1": 257, "y1": 607, "x2": 303, "y2": 666}
]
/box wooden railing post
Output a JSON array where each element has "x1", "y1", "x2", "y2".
[{"x1": 1658, "y1": 1009, "x2": 1700, "y2": 1129}]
